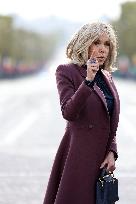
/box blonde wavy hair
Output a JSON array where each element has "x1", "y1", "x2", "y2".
[{"x1": 66, "y1": 22, "x2": 118, "y2": 72}]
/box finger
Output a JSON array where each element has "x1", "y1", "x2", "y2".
[
  {"x1": 92, "y1": 65, "x2": 99, "y2": 70},
  {"x1": 100, "y1": 161, "x2": 106, "y2": 169},
  {"x1": 90, "y1": 50, "x2": 95, "y2": 58},
  {"x1": 87, "y1": 59, "x2": 98, "y2": 65},
  {"x1": 88, "y1": 50, "x2": 98, "y2": 64},
  {"x1": 110, "y1": 165, "x2": 116, "y2": 172},
  {"x1": 106, "y1": 163, "x2": 110, "y2": 171},
  {"x1": 107, "y1": 164, "x2": 116, "y2": 172},
  {"x1": 91, "y1": 65, "x2": 99, "y2": 72},
  {"x1": 92, "y1": 68, "x2": 98, "y2": 74},
  {"x1": 100, "y1": 164, "x2": 104, "y2": 169}
]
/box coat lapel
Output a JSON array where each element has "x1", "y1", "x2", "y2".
[
  {"x1": 101, "y1": 69, "x2": 120, "y2": 133},
  {"x1": 93, "y1": 83, "x2": 108, "y2": 112},
  {"x1": 101, "y1": 69, "x2": 117, "y2": 104}
]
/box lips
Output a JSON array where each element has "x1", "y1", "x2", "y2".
[
  {"x1": 97, "y1": 57, "x2": 105, "y2": 60},
  {"x1": 97, "y1": 56, "x2": 105, "y2": 59}
]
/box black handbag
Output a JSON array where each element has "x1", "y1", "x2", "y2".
[{"x1": 96, "y1": 168, "x2": 119, "y2": 204}]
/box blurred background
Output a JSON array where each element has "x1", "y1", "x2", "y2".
[{"x1": 0, "y1": 0, "x2": 136, "y2": 203}]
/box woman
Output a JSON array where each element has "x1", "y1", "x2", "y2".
[{"x1": 43, "y1": 22, "x2": 120, "y2": 204}]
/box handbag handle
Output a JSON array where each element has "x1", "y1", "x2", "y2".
[
  {"x1": 100, "y1": 167, "x2": 114, "y2": 176},
  {"x1": 100, "y1": 168, "x2": 114, "y2": 182}
]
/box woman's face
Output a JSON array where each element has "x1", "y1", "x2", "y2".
[{"x1": 88, "y1": 33, "x2": 110, "y2": 66}]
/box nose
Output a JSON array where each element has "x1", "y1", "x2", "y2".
[{"x1": 99, "y1": 44, "x2": 105, "y2": 53}]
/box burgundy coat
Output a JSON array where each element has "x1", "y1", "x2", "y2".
[{"x1": 43, "y1": 63, "x2": 120, "y2": 204}]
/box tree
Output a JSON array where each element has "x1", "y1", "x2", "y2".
[
  {"x1": 0, "y1": 15, "x2": 60, "y2": 71},
  {"x1": 112, "y1": 2, "x2": 136, "y2": 58},
  {"x1": 0, "y1": 15, "x2": 13, "y2": 57}
]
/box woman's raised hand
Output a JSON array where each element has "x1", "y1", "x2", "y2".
[{"x1": 86, "y1": 51, "x2": 99, "y2": 81}]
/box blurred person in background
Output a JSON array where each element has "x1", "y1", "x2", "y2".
[{"x1": 43, "y1": 22, "x2": 120, "y2": 204}]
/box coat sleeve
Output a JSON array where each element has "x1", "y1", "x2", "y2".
[
  {"x1": 108, "y1": 135, "x2": 118, "y2": 160},
  {"x1": 55, "y1": 65, "x2": 93, "y2": 121}
]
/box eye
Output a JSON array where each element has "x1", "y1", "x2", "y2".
[
  {"x1": 94, "y1": 40, "x2": 100, "y2": 45},
  {"x1": 105, "y1": 41, "x2": 110, "y2": 46}
]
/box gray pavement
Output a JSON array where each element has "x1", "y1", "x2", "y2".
[{"x1": 0, "y1": 62, "x2": 136, "y2": 203}]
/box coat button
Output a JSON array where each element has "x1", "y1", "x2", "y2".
[{"x1": 89, "y1": 124, "x2": 93, "y2": 129}]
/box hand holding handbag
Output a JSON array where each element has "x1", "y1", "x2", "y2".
[{"x1": 96, "y1": 168, "x2": 119, "y2": 204}]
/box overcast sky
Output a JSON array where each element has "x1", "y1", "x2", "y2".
[{"x1": 0, "y1": 0, "x2": 135, "y2": 22}]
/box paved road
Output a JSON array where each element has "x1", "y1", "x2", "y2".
[{"x1": 0, "y1": 62, "x2": 136, "y2": 203}]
